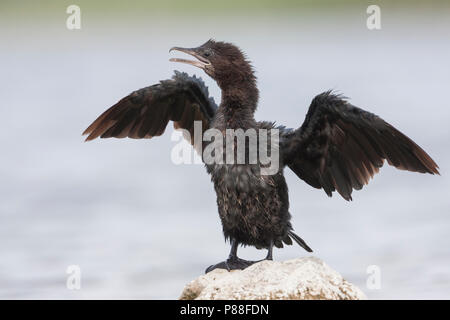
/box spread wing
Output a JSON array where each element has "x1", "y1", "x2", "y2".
[
  {"x1": 83, "y1": 71, "x2": 217, "y2": 145},
  {"x1": 282, "y1": 91, "x2": 439, "y2": 201}
]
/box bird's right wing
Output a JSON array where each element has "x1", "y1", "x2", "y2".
[
  {"x1": 83, "y1": 71, "x2": 217, "y2": 145},
  {"x1": 281, "y1": 91, "x2": 439, "y2": 201}
]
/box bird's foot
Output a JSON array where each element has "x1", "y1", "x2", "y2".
[{"x1": 205, "y1": 257, "x2": 262, "y2": 273}]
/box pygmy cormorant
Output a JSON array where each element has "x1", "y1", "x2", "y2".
[{"x1": 83, "y1": 40, "x2": 439, "y2": 273}]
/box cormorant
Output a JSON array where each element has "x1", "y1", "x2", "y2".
[{"x1": 83, "y1": 40, "x2": 439, "y2": 273}]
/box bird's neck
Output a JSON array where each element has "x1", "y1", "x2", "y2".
[{"x1": 219, "y1": 77, "x2": 259, "y2": 122}]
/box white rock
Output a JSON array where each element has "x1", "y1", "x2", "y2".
[{"x1": 180, "y1": 257, "x2": 366, "y2": 300}]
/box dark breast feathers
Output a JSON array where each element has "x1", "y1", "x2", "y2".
[{"x1": 205, "y1": 119, "x2": 293, "y2": 249}]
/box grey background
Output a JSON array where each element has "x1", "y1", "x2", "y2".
[{"x1": 0, "y1": 1, "x2": 449, "y2": 299}]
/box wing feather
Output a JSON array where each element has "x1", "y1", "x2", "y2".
[
  {"x1": 282, "y1": 91, "x2": 439, "y2": 200},
  {"x1": 83, "y1": 71, "x2": 217, "y2": 145}
]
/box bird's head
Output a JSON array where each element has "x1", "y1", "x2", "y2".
[{"x1": 170, "y1": 39, "x2": 256, "y2": 90}]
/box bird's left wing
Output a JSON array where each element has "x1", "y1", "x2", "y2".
[
  {"x1": 281, "y1": 91, "x2": 439, "y2": 201},
  {"x1": 83, "y1": 71, "x2": 217, "y2": 144}
]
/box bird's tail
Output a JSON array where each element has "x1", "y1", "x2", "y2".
[{"x1": 288, "y1": 231, "x2": 313, "y2": 252}]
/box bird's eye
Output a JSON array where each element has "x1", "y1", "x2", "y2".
[{"x1": 203, "y1": 51, "x2": 211, "y2": 57}]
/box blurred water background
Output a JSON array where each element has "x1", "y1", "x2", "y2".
[{"x1": 0, "y1": 0, "x2": 449, "y2": 299}]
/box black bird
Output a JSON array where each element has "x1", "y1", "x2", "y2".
[{"x1": 83, "y1": 40, "x2": 439, "y2": 273}]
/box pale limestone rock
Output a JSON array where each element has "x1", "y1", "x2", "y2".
[{"x1": 180, "y1": 257, "x2": 366, "y2": 300}]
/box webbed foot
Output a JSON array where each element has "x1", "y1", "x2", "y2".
[{"x1": 205, "y1": 257, "x2": 260, "y2": 273}]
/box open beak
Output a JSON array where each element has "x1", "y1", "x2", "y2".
[{"x1": 169, "y1": 47, "x2": 211, "y2": 70}]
